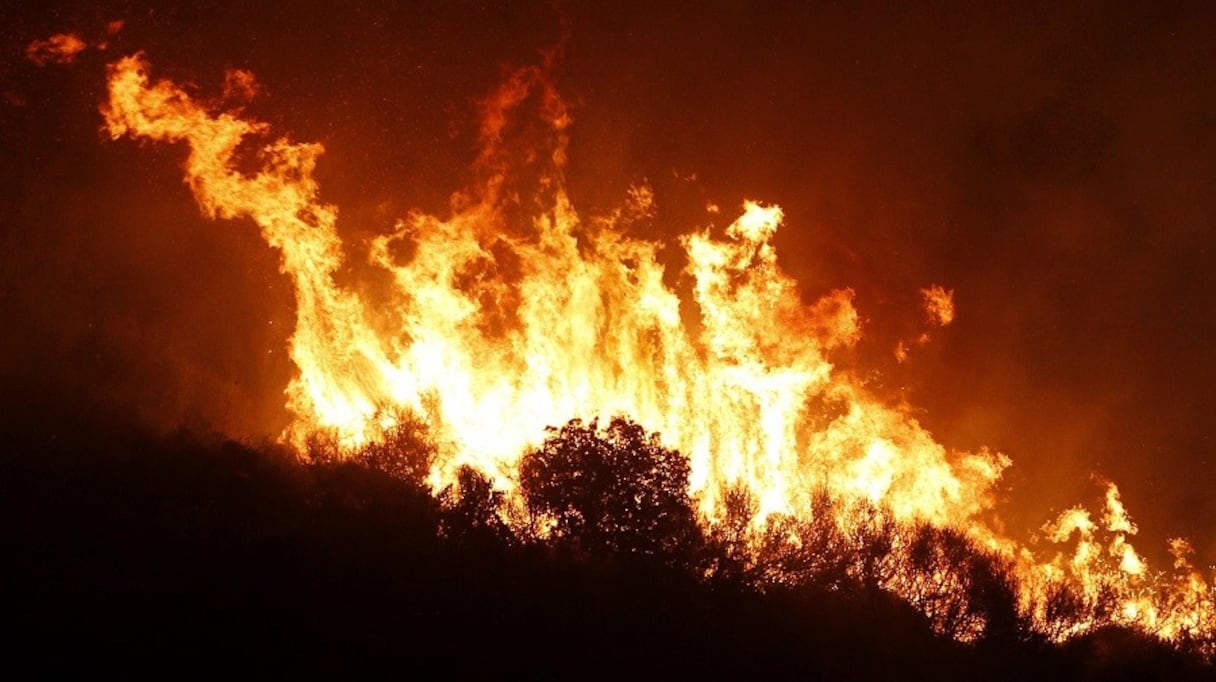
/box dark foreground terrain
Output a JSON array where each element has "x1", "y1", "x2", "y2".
[{"x1": 1, "y1": 390, "x2": 1211, "y2": 681}]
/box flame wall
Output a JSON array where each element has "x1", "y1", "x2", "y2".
[{"x1": 4, "y1": 0, "x2": 1214, "y2": 650}]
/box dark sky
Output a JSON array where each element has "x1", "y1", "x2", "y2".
[{"x1": 2, "y1": 1, "x2": 1213, "y2": 563}]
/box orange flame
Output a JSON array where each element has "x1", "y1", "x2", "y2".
[
  {"x1": 100, "y1": 52, "x2": 1213, "y2": 652},
  {"x1": 26, "y1": 34, "x2": 88, "y2": 66},
  {"x1": 922, "y1": 284, "x2": 955, "y2": 327}
]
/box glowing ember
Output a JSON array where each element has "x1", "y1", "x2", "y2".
[
  {"x1": 921, "y1": 285, "x2": 955, "y2": 327},
  {"x1": 26, "y1": 34, "x2": 88, "y2": 66}
]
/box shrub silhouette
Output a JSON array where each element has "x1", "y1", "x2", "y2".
[
  {"x1": 704, "y1": 483, "x2": 760, "y2": 584},
  {"x1": 439, "y1": 464, "x2": 511, "y2": 545},
  {"x1": 518, "y1": 416, "x2": 703, "y2": 565},
  {"x1": 304, "y1": 409, "x2": 437, "y2": 489},
  {"x1": 899, "y1": 524, "x2": 1023, "y2": 643},
  {"x1": 1, "y1": 389, "x2": 1211, "y2": 679},
  {"x1": 839, "y1": 499, "x2": 900, "y2": 591},
  {"x1": 707, "y1": 486, "x2": 857, "y2": 590}
]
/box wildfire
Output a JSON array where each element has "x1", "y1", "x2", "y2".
[{"x1": 96, "y1": 50, "x2": 1213, "y2": 651}]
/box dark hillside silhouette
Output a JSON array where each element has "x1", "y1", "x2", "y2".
[{"x1": 0, "y1": 386, "x2": 1211, "y2": 679}]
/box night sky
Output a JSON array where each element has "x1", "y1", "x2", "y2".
[{"x1": 2, "y1": 1, "x2": 1213, "y2": 564}]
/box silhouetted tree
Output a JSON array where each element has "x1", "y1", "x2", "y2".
[
  {"x1": 841, "y1": 499, "x2": 900, "y2": 591},
  {"x1": 303, "y1": 429, "x2": 342, "y2": 466},
  {"x1": 1039, "y1": 580, "x2": 1087, "y2": 643},
  {"x1": 304, "y1": 409, "x2": 437, "y2": 490},
  {"x1": 439, "y1": 464, "x2": 510, "y2": 545},
  {"x1": 705, "y1": 483, "x2": 759, "y2": 585},
  {"x1": 350, "y1": 411, "x2": 437, "y2": 486},
  {"x1": 900, "y1": 524, "x2": 1023, "y2": 642},
  {"x1": 707, "y1": 487, "x2": 904, "y2": 592},
  {"x1": 518, "y1": 416, "x2": 702, "y2": 565},
  {"x1": 743, "y1": 490, "x2": 853, "y2": 590}
]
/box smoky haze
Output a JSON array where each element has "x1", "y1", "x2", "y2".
[{"x1": 1, "y1": 1, "x2": 1213, "y2": 562}]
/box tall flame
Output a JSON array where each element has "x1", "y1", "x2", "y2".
[{"x1": 100, "y1": 53, "x2": 1213, "y2": 651}]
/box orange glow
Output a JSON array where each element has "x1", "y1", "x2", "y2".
[
  {"x1": 101, "y1": 53, "x2": 1213, "y2": 653},
  {"x1": 26, "y1": 34, "x2": 88, "y2": 66},
  {"x1": 922, "y1": 284, "x2": 955, "y2": 327}
]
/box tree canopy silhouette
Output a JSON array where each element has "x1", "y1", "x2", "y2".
[
  {"x1": 518, "y1": 416, "x2": 702, "y2": 564},
  {"x1": 304, "y1": 408, "x2": 437, "y2": 489},
  {"x1": 439, "y1": 464, "x2": 511, "y2": 546}
]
